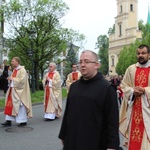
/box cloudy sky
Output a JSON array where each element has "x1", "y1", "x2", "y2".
[{"x1": 62, "y1": 0, "x2": 149, "y2": 51}]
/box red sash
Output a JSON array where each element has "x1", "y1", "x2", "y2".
[
  {"x1": 12, "y1": 69, "x2": 18, "y2": 77},
  {"x1": 72, "y1": 72, "x2": 78, "y2": 81},
  {"x1": 4, "y1": 69, "x2": 18, "y2": 115},
  {"x1": 45, "y1": 72, "x2": 54, "y2": 112},
  {"x1": 129, "y1": 67, "x2": 149, "y2": 150},
  {"x1": 48, "y1": 72, "x2": 54, "y2": 79}
]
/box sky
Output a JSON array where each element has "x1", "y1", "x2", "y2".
[{"x1": 62, "y1": 0, "x2": 149, "y2": 51}]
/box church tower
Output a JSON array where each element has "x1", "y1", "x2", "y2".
[
  {"x1": 147, "y1": 6, "x2": 150, "y2": 24},
  {"x1": 108, "y1": 0, "x2": 142, "y2": 76}
]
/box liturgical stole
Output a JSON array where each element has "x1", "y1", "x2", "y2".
[
  {"x1": 4, "y1": 69, "x2": 18, "y2": 115},
  {"x1": 72, "y1": 72, "x2": 78, "y2": 81},
  {"x1": 45, "y1": 72, "x2": 54, "y2": 112},
  {"x1": 129, "y1": 67, "x2": 149, "y2": 150}
]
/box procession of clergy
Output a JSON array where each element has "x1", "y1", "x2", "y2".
[
  {"x1": 1, "y1": 57, "x2": 81, "y2": 126},
  {"x1": 1, "y1": 44, "x2": 150, "y2": 150}
]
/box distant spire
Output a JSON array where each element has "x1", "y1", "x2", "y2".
[{"x1": 147, "y1": 3, "x2": 150, "y2": 24}]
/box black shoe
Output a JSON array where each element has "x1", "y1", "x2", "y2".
[
  {"x1": 18, "y1": 122, "x2": 27, "y2": 127},
  {"x1": 44, "y1": 119, "x2": 55, "y2": 121},
  {"x1": 1, "y1": 120, "x2": 11, "y2": 126}
]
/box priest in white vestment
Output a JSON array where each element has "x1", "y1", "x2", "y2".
[
  {"x1": 42, "y1": 62, "x2": 62, "y2": 121},
  {"x1": 1, "y1": 57, "x2": 32, "y2": 127},
  {"x1": 66, "y1": 63, "x2": 81, "y2": 93},
  {"x1": 120, "y1": 44, "x2": 150, "y2": 150}
]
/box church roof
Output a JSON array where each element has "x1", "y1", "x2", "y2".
[{"x1": 147, "y1": 6, "x2": 150, "y2": 25}]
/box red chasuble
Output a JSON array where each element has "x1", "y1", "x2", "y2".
[
  {"x1": 45, "y1": 72, "x2": 54, "y2": 112},
  {"x1": 4, "y1": 69, "x2": 18, "y2": 115},
  {"x1": 129, "y1": 67, "x2": 149, "y2": 150},
  {"x1": 72, "y1": 72, "x2": 78, "y2": 81}
]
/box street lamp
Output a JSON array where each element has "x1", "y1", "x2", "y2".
[{"x1": 28, "y1": 30, "x2": 36, "y2": 93}]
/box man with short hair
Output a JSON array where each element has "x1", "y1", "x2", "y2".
[
  {"x1": 59, "y1": 50, "x2": 119, "y2": 150},
  {"x1": 1, "y1": 57, "x2": 32, "y2": 127},
  {"x1": 42, "y1": 62, "x2": 62, "y2": 121},
  {"x1": 120, "y1": 44, "x2": 150, "y2": 149},
  {"x1": 66, "y1": 63, "x2": 81, "y2": 93}
]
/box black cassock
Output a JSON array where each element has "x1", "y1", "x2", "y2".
[{"x1": 59, "y1": 72, "x2": 119, "y2": 150}]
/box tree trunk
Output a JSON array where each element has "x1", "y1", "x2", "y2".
[{"x1": 35, "y1": 61, "x2": 39, "y2": 91}]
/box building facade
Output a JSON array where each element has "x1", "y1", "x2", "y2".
[{"x1": 108, "y1": 0, "x2": 142, "y2": 76}]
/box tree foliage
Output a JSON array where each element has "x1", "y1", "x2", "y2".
[
  {"x1": 96, "y1": 24, "x2": 115, "y2": 76},
  {"x1": 138, "y1": 19, "x2": 145, "y2": 31},
  {"x1": 116, "y1": 40, "x2": 141, "y2": 75},
  {"x1": 97, "y1": 35, "x2": 109, "y2": 75},
  {"x1": 108, "y1": 24, "x2": 115, "y2": 35},
  {"x1": 0, "y1": 0, "x2": 85, "y2": 90},
  {"x1": 63, "y1": 43, "x2": 79, "y2": 76}
]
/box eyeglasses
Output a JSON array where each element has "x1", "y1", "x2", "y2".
[
  {"x1": 78, "y1": 60, "x2": 97, "y2": 65},
  {"x1": 136, "y1": 52, "x2": 148, "y2": 55}
]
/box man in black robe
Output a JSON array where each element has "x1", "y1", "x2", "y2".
[{"x1": 59, "y1": 50, "x2": 119, "y2": 150}]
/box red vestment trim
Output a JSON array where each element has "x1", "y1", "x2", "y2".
[
  {"x1": 4, "y1": 69, "x2": 18, "y2": 115},
  {"x1": 48, "y1": 72, "x2": 54, "y2": 79},
  {"x1": 12, "y1": 69, "x2": 18, "y2": 77},
  {"x1": 4, "y1": 88, "x2": 13, "y2": 115},
  {"x1": 72, "y1": 72, "x2": 78, "y2": 81},
  {"x1": 129, "y1": 67, "x2": 149, "y2": 150},
  {"x1": 45, "y1": 72, "x2": 54, "y2": 112},
  {"x1": 45, "y1": 86, "x2": 50, "y2": 112}
]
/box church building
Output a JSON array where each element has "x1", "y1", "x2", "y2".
[{"x1": 108, "y1": 0, "x2": 142, "y2": 76}]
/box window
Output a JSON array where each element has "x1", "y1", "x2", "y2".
[
  {"x1": 111, "y1": 56, "x2": 115, "y2": 66},
  {"x1": 130, "y1": 4, "x2": 133, "y2": 11},
  {"x1": 112, "y1": 58, "x2": 114, "y2": 66},
  {"x1": 119, "y1": 24, "x2": 122, "y2": 36},
  {"x1": 120, "y1": 5, "x2": 122, "y2": 13}
]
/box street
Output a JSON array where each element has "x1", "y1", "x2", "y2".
[
  {"x1": 0, "y1": 102, "x2": 64, "y2": 150},
  {"x1": 0, "y1": 99, "x2": 126, "y2": 150}
]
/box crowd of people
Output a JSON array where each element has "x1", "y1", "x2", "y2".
[
  {"x1": 0, "y1": 44, "x2": 150, "y2": 150},
  {"x1": 104, "y1": 75, "x2": 124, "y2": 106}
]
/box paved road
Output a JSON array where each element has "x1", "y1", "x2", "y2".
[
  {"x1": 0, "y1": 102, "x2": 65, "y2": 150},
  {"x1": 0, "y1": 95, "x2": 126, "y2": 150}
]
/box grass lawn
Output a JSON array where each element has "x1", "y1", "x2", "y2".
[{"x1": 0, "y1": 88, "x2": 67, "y2": 109}]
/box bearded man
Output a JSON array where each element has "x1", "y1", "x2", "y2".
[{"x1": 120, "y1": 44, "x2": 150, "y2": 150}]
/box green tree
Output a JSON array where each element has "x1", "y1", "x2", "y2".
[
  {"x1": 141, "y1": 24, "x2": 150, "y2": 40},
  {"x1": 1, "y1": 0, "x2": 85, "y2": 90},
  {"x1": 64, "y1": 43, "x2": 79, "y2": 76},
  {"x1": 97, "y1": 35, "x2": 109, "y2": 75},
  {"x1": 138, "y1": 19, "x2": 145, "y2": 31},
  {"x1": 108, "y1": 24, "x2": 115, "y2": 35},
  {"x1": 116, "y1": 40, "x2": 141, "y2": 75}
]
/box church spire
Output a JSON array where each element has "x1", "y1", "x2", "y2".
[{"x1": 147, "y1": 3, "x2": 150, "y2": 24}]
